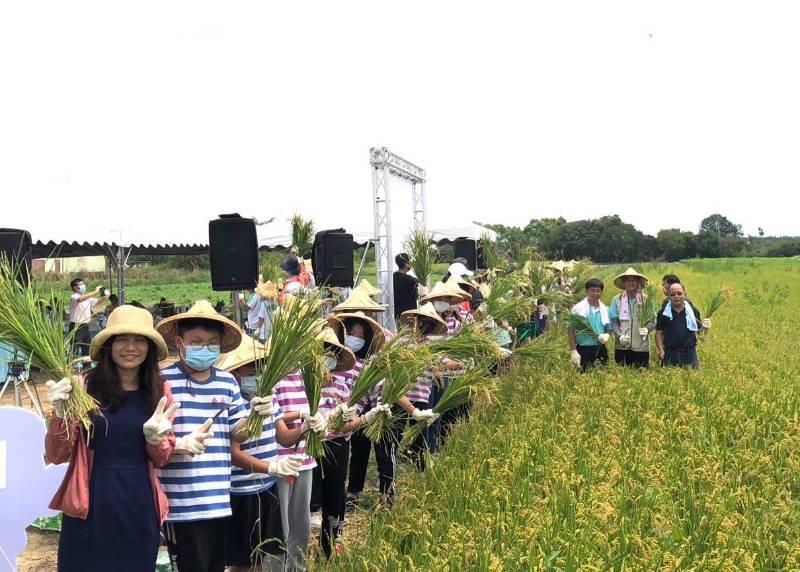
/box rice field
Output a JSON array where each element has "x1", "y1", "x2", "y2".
[{"x1": 324, "y1": 258, "x2": 800, "y2": 570}]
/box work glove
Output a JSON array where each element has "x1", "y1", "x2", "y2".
[
  {"x1": 619, "y1": 334, "x2": 631, "y2": 347},
  {"x1": 363, "y1": 404, "x2": 392, "y2": 425},
  {"x1": 175, "y1": 419, "x2": 214, "y2": 456},
  {"x1": 597, "y1": 333, "x2": 610, "y2": 345},
  {"x1": 570, "y1": 350, "x2": 581, "y2": 367},
  {"x1": 701, "y1": 318, "x2": 712, "y2": 329},
  {"x1": 301, "y1": 411, "x2": 328, "y2": 435},
  {"x1": 143, "y1": 396, "x2": 180, "y2": 445},
  {"x1": 249, "y1": 396, "x2": 275, "y2": 417},
  {"x1": 268, "y1": 454, "x2": 303, "y2": 478},
  {"x1": 336, "y1": 403, "x2": 358, "y2": 423},
  {"x1": 638, "y1": 327, "x2": 649, "y2": 337},
  {"x1": 417, "y1": 285, "x2": 429, "y2": 297},
  {"x1": 411, "y1": 408, "x2": 439, "y2": 426},
  {"x1": 45, "y1": 378, "x2": 72, "y2": 418}
]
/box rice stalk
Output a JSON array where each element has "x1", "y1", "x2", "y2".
[
  {"x1": 301, "y1": 348, "x2": 327, "y2": 458},
  {"x1": 479, "y1": 232, "x2": 505, "y2": 271},
  {"x1": 244, "y1": 292, "x2": 322, "y2": 439},
  {"x1": 565, "y1": 313, "x2": 597, "y2": 337},
  {"x1": 0, "y1": 256, "x2": 99, "y2": 433},
  {"x1": 426, "y1": 323, "x2": 503, "y2": 367},
  {"x1": 290, "y1": 213, "x2": 315, "y2": 256},
  {"x1": 701, "y1": 285, "x2": 727, "y2": 318},
  {"x1": 639, "y1": 285, "x2": 661, "y2": 324},
  {"x1": 405, "y1": 230, "x2": 435, "y2": 287}
]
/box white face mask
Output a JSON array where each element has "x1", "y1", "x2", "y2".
[
  {"x1": 433, "y1": 301, "x2": 450, "y2": 313},
  {"x1": 323, "y1": 354, "x2": 339, "y2": 371},
  {"x1": 344, "y1": 335, "x2": 366, "y2": 353},
  {"x1": 240, "y1": 376, "x2": 257, "y2": 397}
]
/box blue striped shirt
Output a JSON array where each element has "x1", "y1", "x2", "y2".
[
  {"x1": 157, "y1": 363, "x2": 249, "y2": 522},
  {"x1": 231, "y1": 404, "x2": 284, "y2": 495}
]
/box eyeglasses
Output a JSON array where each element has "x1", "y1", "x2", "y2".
[{"x1": 667, "y1": 293, "x2": 684, "y2": 297}]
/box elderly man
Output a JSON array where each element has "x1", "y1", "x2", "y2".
[
  {"x1": 609, "y1": 267, "x2": 654, "y2": 368},
  {"x1": 655, "y1": 282, "x2": 711, "y2": 368},
  {"x1": 568, "y1": 278, "x2": 612, "y2": 371}
]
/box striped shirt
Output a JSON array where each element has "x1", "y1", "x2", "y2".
[
  {"x1": 446, "y1": 315, "x2": 462, "y2": 334},
  {"x1": 320, "y1": 376, "x2": 350, "y2": 441},
  {"x1": 273, "y1": 371, "x2": 316, "y2": 471},
  {"x1": 158, "y1": 363, "x2": 249, "y2": 522},
  {"x1": 406, "y1": 369, "x2": 435, "y2": 404},
  {"x1": 230, "y1": 404, "x2": 284, "y2": 496}
]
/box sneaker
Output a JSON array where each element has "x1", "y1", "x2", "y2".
[{"x1": 309, "y1": 510, "x2": 322, "y2": 529}]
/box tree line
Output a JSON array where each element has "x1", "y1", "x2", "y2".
[{"x1": 481, "y1": 213, "x2": 800, "y2": 263}]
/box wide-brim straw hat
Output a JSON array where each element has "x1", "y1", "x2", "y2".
[
  {"x1": 354, "y1": 278, "x2": 381, "y2": 298},
  {"x1": 420, "y1": 280, "x2": 470, "y2": 306},
  {"x1": 331, "y1": 288, "x2": 384, "y2": 314},
  {"x1": 613, "y1": 267, "x2": 649, "y2": 290},
  {"x1": 90, "y1": 305, "x2": 168, "y2": 362},
  {"x1": 317, "y1": 327, "x2": 356, "y2": 372},
  {"x1": 216, "y1": 336, "x2": 267, "y2": 372},
  {"x1": 400, "y1": 303, "x2": 448, "y2": 336},
  {"x1": 327, "y1": 311, "x2": 386, "y2": 353},
  {"x1": 156, "y1": 300, "x2": 243, "y2": 353},
  {"x1": 455, "y1": 278, "x2": 479, "y2": 295}
]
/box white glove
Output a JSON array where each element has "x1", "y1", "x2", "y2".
[
  {"x1": 363, "y1": 404, "x2": 392, "y2": 425},
  {"x1": 417, "y1": 285, "x2": 429, "y2": 297},
  {"x1": 45, "y1": 378, "x2": 72, "y2": 418},
  {"x1": 597, "y1": 333, "x2": 610, "y2": 344},
  {"x1": 638, "y1": 327, "x2": 649, "y2": 337},
  {"x1": 570, "y1": 350, "x2": 581, "y2": 367},
  {"x1": 268, "y1": 454, "x2": 303, "y2": 478},
  {"x1": 301, "y1": 411, "x2": 328, "y2": 435},
  {"x1": 337, "y1": 403, "x2": 358, "y2": 423},
  {"x1": 142, "y1": 396, "x2": 180, "y2": 445},
  {"x1": 619, "y1": 334, "x2": 631, "y2": 347},
  {"x1": 175, "y1": 419, "x2": 214, "y2": 456},
  {"x1": 411, "y1": 408, "x2": 439, "y2": 426},
  {"x1": 702, "y1": 318, "x2": 712, "y2": 329},
  {"x1": 250, "y1": 396, "x2": 275, "y2": 417}
]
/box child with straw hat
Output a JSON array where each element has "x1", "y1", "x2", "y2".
[
  {"x1": 155, "y1": 300, "x2": 273, "y2": 572},
  {"x1": 44, "y1": 305, "x2": 177, "y2": 571},
  {"x1": 216, "y1": 337, "x2": 305, "y2": 572}
]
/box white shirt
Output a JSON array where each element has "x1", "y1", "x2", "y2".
[
  {"x1": 246, "y1": 292, "x2": 263, "y2": 330},
  {"x1": 68, "y1": 293, "x2": 97, "y2": 324}
]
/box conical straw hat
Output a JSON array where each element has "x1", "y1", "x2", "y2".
[
  {"x1": 156, "y1": 299, "x2": 242, "y2": 353},
  {"x1": 420, "y1": 280, "x2": 470, "y2": 306},
  {"x1": 331, "y1": 288, "x2": 384, "y2": 314},
  {"x1": 400, "y1": 302, "x2": 448, "y2": 336},
  {"x1": 216, "y1": 336, "x2": 267, "y2": 372},
  {"x1": 613, "y1": 267, "x2": 649, "y2": 290},
  {"x1": 354, "y1": 279, "x2": 381, "y2": 298},
  {"x1": 327, "y1": 311, "x2": 386, "y2": 353}
]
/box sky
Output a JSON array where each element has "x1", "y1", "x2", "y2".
[{"x1": 2, "y1": 1, "x2": 799, "y2": 248}]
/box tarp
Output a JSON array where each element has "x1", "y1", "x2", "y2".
[{"x1": 430, "y1": 223, "x2": 497, "y2": 244}]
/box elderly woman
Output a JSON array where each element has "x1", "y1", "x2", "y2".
[{"x1": 609, "y1": 267, "x2": 655, "y2": 368}]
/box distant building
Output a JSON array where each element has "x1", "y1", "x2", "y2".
[{"x1": 32, "y1": 256, "x2": 107, "y2": 274}]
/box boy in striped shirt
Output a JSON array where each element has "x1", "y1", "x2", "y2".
[{"x1": 155, "y1": 303, "x2": 274, "y2": 572}]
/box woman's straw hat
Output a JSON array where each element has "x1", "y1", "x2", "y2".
[
  {"x1": 420, "y1": 280, "x2": 470, "y2": 306},
  {"x1": 331, "y1": 288, "x2": 384, "y2": 314},
  {"x1": 317, "y1": 327, "x2": 356, "y2": 372},
  {"x1": 90, "y1": 305, "x2": 169, "y2": 361},
  {"x1": 256, "y1": 280, "x2": 279, "y2": 300},
  {"x1": 613, "y1": 267, "x2": 649, "y2": 290},
  {"x1": 216, "y1": 336, "x2": 267, "y2": 372},
  {"x1": 327, "y1": 311, "x2": 386, "y2": 353},
  {"x1": 400, "y1": 302, "x2": 448, "y2": 336},
  {"x1": 354, "y1": 279, "x2": 381, "y2": 298},
  {"x1": 156, "y1": 300, "x2": 243, "y2": 353}
]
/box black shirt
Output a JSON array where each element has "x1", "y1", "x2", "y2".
[
  {"x1": 656, "y1": 304, "x2": 702, "y2": 349},
  {"x1": 393, "y1": 271, "x2": 419, "y2": 319}
]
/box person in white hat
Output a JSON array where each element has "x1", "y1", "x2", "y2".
[
  {"x1": 155, "y1": 300, "x2": 272, "y2": 572},
  {"x1": 44, "y1": 305, "x2": 178, "y2": 571},
  {"x1": 609, "y1": 268, "x2": 655, "y2": 368}
]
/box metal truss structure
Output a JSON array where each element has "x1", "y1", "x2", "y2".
[{"x1": 369, "y1": 147, "x2": 427, "y2": 332}]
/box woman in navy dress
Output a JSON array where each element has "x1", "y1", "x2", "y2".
[{"x1": 45, "y1": 306, "x2": 178, "y2": 572}]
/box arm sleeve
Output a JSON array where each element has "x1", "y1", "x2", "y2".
[
  {"x1": 228, "y1": 385, "x2": 249, "y2": 427},
  {"x1": 655, "y1": 310, "x2": 665, "y2": 331}
]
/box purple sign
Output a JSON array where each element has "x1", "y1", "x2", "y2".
[{"x1": 0, "y1": 407, "x2": 67, "y2": 570}]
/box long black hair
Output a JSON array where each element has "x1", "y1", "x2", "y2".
[{"x1": 85, "y1": 337, "x2": 165, "y2": 413}]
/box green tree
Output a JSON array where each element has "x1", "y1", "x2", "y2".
[{"x1": 699, "y1": 213, "x2": 743, "y2": 238}]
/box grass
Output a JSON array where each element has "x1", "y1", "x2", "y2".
[{"x1": 319, "y1": 258, "x2": 800, "y2": 570}]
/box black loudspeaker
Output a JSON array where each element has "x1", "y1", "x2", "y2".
[
  {"x1": 312, "y1": 229, "x2": 354, "y2": 288},
  {"x1": 452, "y1": 238, "x2": 477, "y2": 270},
  {"x1": 0, "y1": 228, "x2": 33, "y2": 286},
  {"x1": 209, "y1": 214, "x2": 259, "y2": 291}
]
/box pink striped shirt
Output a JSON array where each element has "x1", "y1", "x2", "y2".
[
  {"x1": 405, "y1": 370, "x2": 435, "y2": 404},
  {"x1": 273, "y1": 371, "x2": 317, "y2": 471},
  {"x1": 446, "y1": 315, "x2": 462, "y2": 334},
  {"x1": 320, "y1": 375, "x2": 351, "y2": 440},
  {"x1": 334, "y1": 359, "x2": 364, "y2": 391}
]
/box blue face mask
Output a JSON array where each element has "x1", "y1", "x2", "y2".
[
  {"x1": 183, "y1": 344, "x2": 221, "y2": 371},
  {"x1": 240, "y1": 376, "x2": 257, "y2": 397}
]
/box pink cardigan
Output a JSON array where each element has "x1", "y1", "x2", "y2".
[{"x1": 44, "y1": 384, "x2": 177, "y2": 524}]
